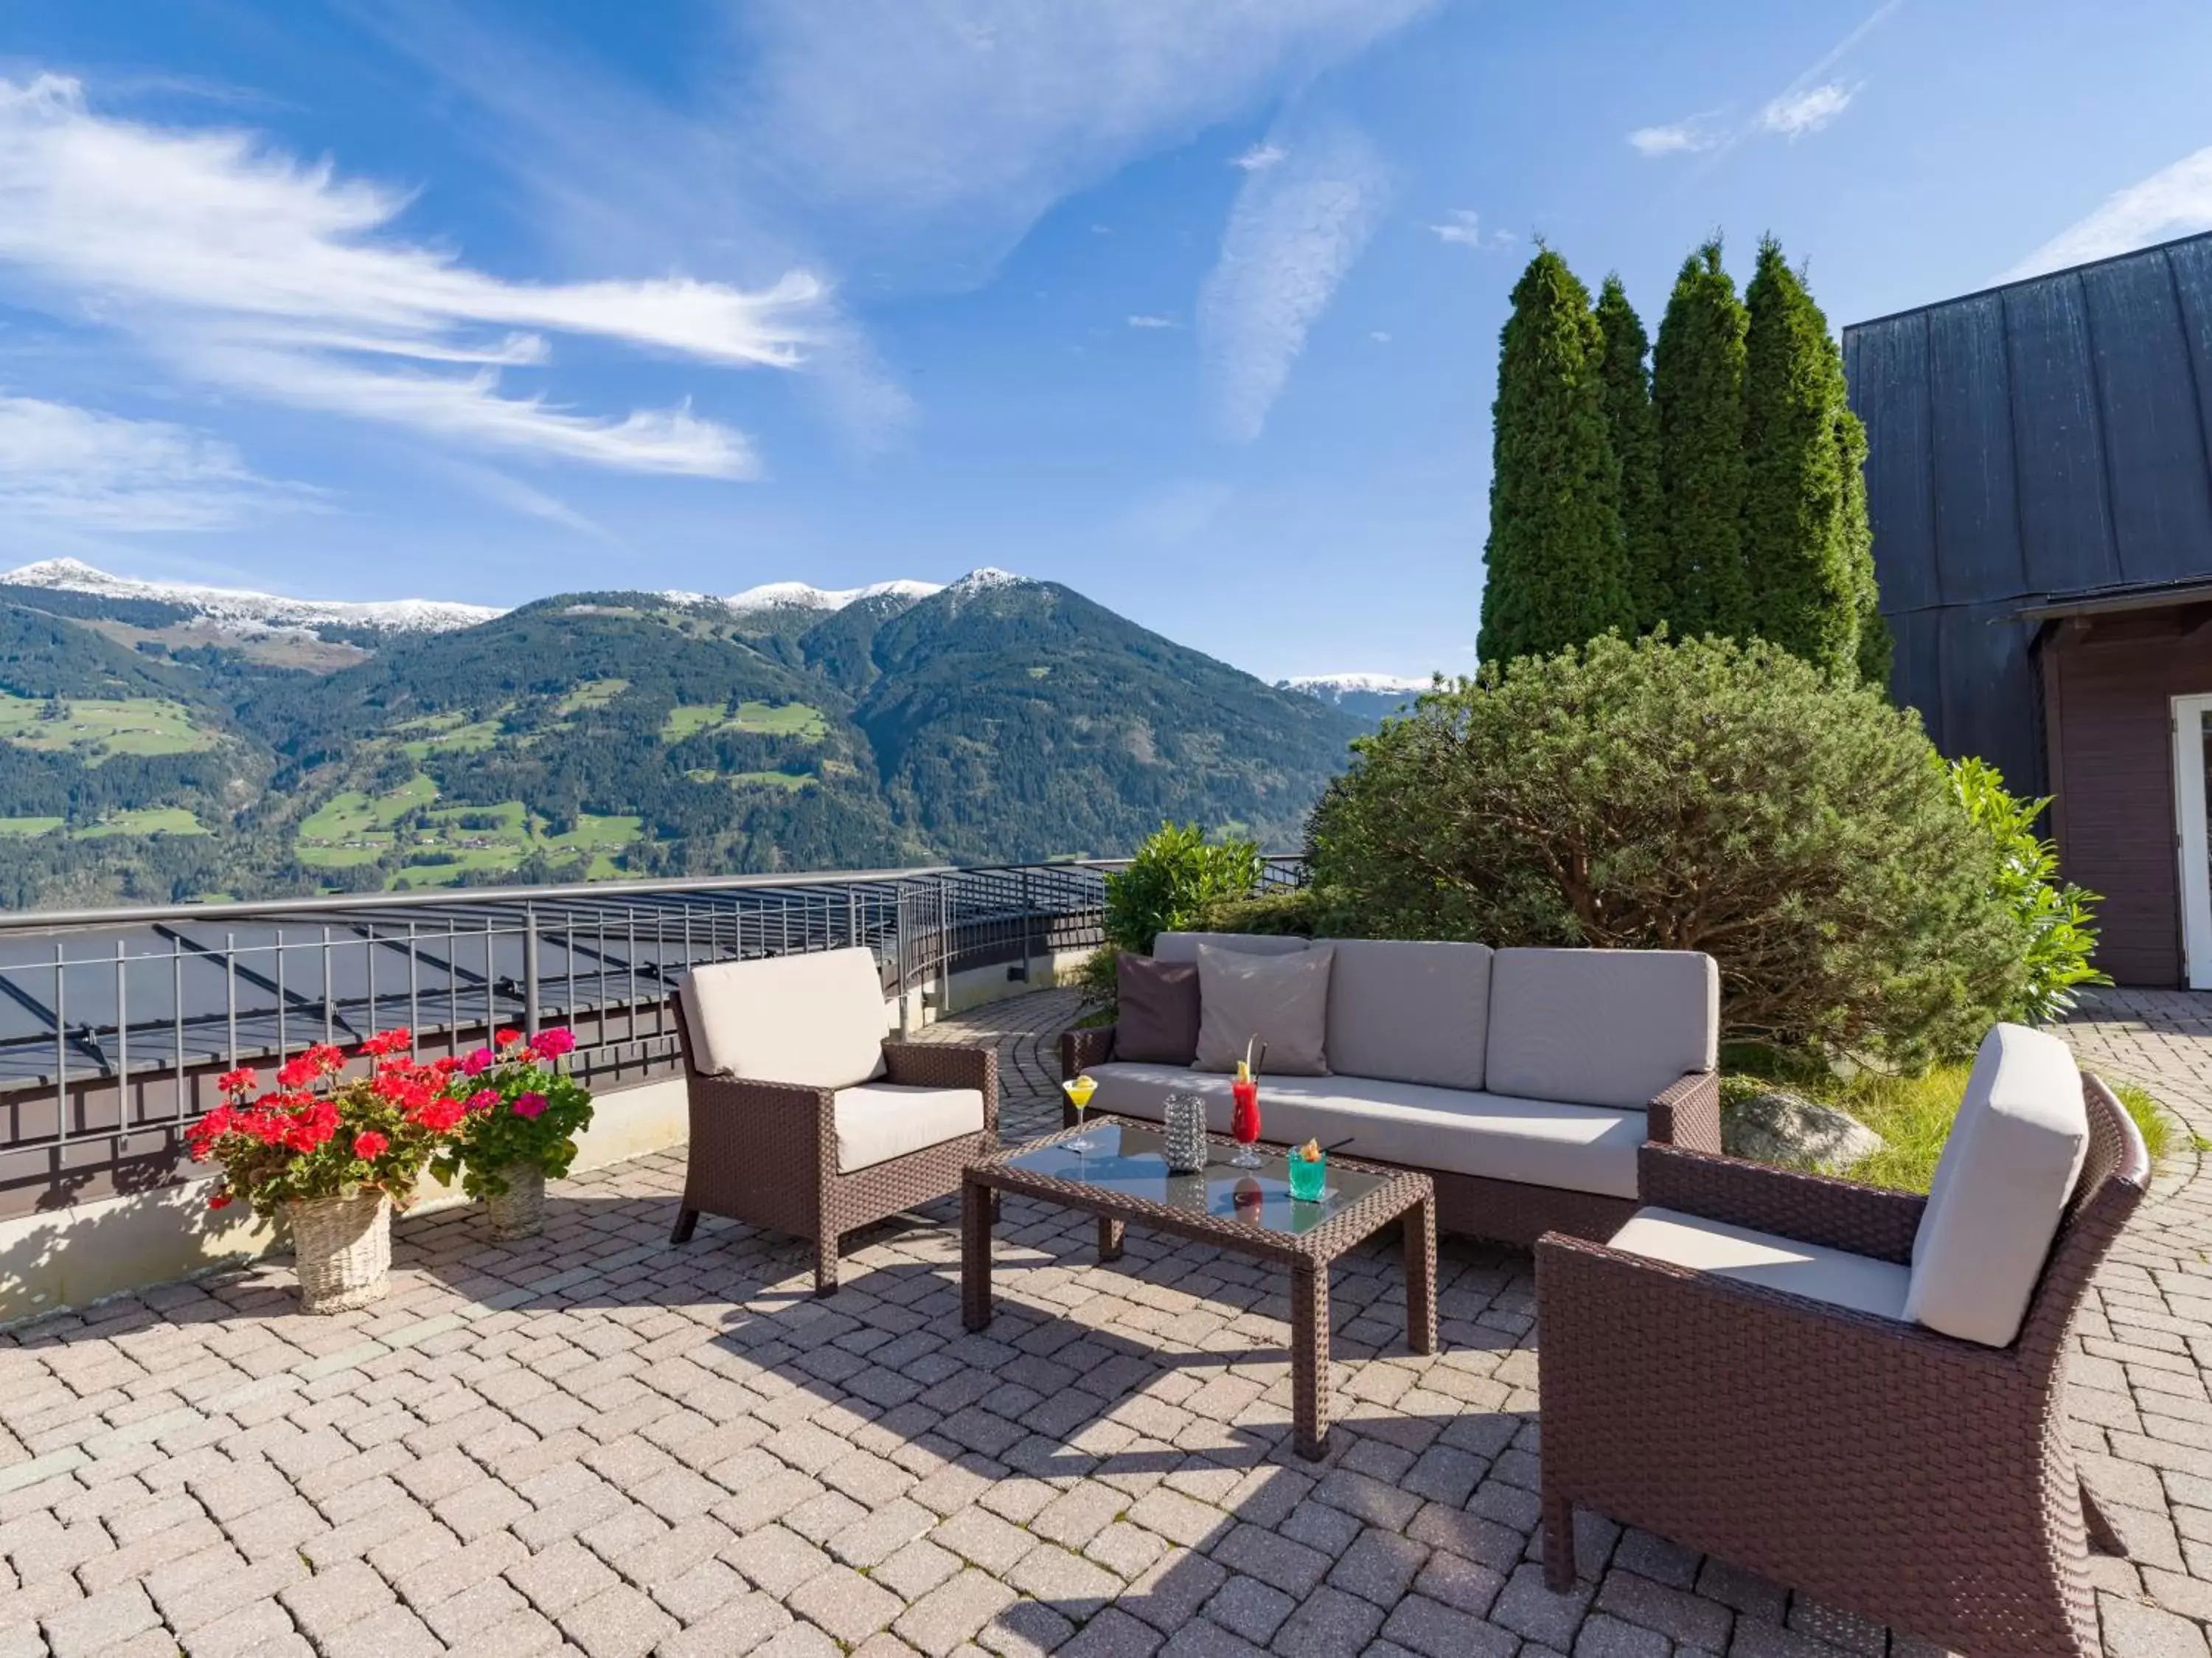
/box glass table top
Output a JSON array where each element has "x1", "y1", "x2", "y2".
[{"x1": 998, "y1": 1120, "x2": 1399, "y2": 1238}]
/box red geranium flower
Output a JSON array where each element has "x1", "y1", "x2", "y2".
[
  {"x1": 217, "y1": 1066, "x2": 258, "y2": 1097},
  {"x1": 495, "y1": 1027, "x2": 522, "y2": 1048},
  {"x1": 353, "y1": 1131, "x2": 389, "y2": 1159}
]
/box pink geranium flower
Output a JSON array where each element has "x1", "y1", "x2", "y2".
[
  {"x1": 462, "y1": 1047, "x2": 495, "y2": 1076},
  {"x1": 512, "y1": 1092, "x2": 546, "y2": 1120}
]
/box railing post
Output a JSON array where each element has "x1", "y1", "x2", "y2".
[
  {"x1": 894, "y1": 887, "x2": 911, "y2": 1038},
  {"x1": 524, "y1": 904, "x2": 541, "y2": 1041}
]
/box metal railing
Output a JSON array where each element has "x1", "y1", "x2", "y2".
[{"x1": 0, "y1": 858, "x2": 1304, "y2": 1215}]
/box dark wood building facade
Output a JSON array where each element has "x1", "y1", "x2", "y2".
[{"x1": 1844, "y1": 229, "x2": 2212, "y2": 986}]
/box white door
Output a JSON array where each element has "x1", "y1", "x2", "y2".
[{"x1": 2175, "y1": 694, "x2": 2212, "y2": 988}]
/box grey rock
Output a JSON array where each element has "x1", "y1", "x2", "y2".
[{"x1": 1722, "y1": 1087, "x2": 1882, "y2": 1174}]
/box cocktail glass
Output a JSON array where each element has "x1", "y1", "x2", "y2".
[
  {"x1": 1062, "y1": 1074, "x2": 1098, "y2": 1151},
  {"x1": 1230, "y1": 1078, "x2": 1262, "y2": 1168}
]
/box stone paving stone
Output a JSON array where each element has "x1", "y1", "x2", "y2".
[
  {"x1": 19, "y1": 987, "x2": 2212, "y2": 1657},
  {"x1": 893, "y1": 1567, "x2": 1019, "y2": 1657}
]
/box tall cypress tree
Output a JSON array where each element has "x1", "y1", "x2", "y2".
[
  {"x1": 1742, "y1": 237, "x2": 1859, "y2": 674},
  {"x1": 1838, "y1": 402, "x2": 1890, "y2": 687},
  {"x1": 1654, "y1": 240, "x2": 1751, "y2": 638},
  {"x1": 1477, "y1": 248, "x2": 1632, "y2": 667},
  {"x1": 1594, "y1": 274, "x2": 1664, "y2": 633}
]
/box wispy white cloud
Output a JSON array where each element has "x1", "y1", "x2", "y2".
[
  {"x1": 0, "y1": 73, "x2": 824, "y2": 476},
  {"x1": 0, "y1": 392, "x2": 307, "y2": 530},
  {"x1": 1759, "y1": 82, "x2": 1854, "y2": 138},
  {"x1": 1632, "y1": 1, "x2": 1899, "y2": 159},
  {"x1": 1426, "y1": 208, "x2": 1511, "y2": 249},
  {"x1": 1232, "y1": 142, "x2": 1287, "y2": 173},
  {"x1": 1127, "y1": 314, "x2": 1179, "y2": 330},
  {"x1": 2003, "y1": 145, "x2": 2212, "y2": 282},
  {"x1": 1200, "y1": 119, "x2": 1391, "y2": 443},
  {"x1": 1369, "y1": 331, "x2": 1392, "y2": 344},
  {"x1": 1628, "y1": 118, "x2": 1720, "y2": 157}
]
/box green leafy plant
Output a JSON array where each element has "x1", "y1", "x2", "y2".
[
  {"x1": 1102, "y1": 822, "x2": 1263, "y2": 953},
  {"x1": 429, "y1": 1027, "x2": 594, "y2": 1200},
  {"x1": 1950, "y1": 757, "x2": 2110, "y2": 1023},
  {"x1": 1303, "y1": 631, "x2": 2032, "y2": 1068},
  {"x1": 1075, "y1": 822, "x2": 1265, "y2": 1018}
]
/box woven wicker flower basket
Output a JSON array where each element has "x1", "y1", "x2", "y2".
[
  {"x1": 484, "y1": 1164, "x2": 546, "y2": 1240},
  {"x1": 288, "y1": 1190, "x2": 392, "y2": 1314}
]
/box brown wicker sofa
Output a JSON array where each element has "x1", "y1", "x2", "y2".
[
  {"x1": 1535, "y1": 1022, "x2": 2149, "y2": 1657},
  {"x1": 670, "y1": 947, "x2": 998, "y2": 1293},
  {"x1": 1060, "y1": 932, "x2": 1719, "y2": 1246}
]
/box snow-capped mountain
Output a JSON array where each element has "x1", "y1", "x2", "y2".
[
  {"x1": 717, "y1": 578, "x2": 945, "y2": 614},
  {"x1": 0, "y1": 558, "x2": 504, "y2": 634},
  {"x1": 1280, "y1": 673, "x2": 1434, "y2": 722},
  {"x1": 1282, "y1": 673, "x2": 1434, "y2": 697}
]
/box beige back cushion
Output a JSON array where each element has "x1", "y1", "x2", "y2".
[
  {"x1": 1192, "y1": 942, "x2": 1336, "y2": 1076},
  {"x1": 1321, "y1": 939, "x2": 1492, "y2": 1090},
  {"x1": 1904, "y1": 1023, "x2": 2087, "y2": 1347},
  {"x1": 678, "y1": 947, "x2": 889, "y2": 1090},
  {"x1": 1484, "y1": 948, "x2": 1719, "y2": 1109},
  {"x1": 1154, "y1": 931, "x2": 1311, "y2": 963}
]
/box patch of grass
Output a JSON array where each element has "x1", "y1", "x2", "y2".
[
  {"x1": 726, "y1": 771, "x2": 811, "y2": 793},
  {"x1": 395, "y1": 714, "x2": 504, "y2": 759},
  {"x1": 539, "y1": 813, "x2": 642, "y2": 852},
  {"x1": 554, "y1": 679, "x2": 629, "y2": 715},
  {"x1": 0, "y1": 815, "x2": 63, "y2": 838},
  {"x1": 660, "y1": 700, "x2": 827, "y2": 743},
  {"x1": 75, "y1": 807, "x2": 206, "y2": 839},
  {"x1": 0, "y1": 693, "x2": 217, "y2": 763},
  {"x1": 1753, "y1": 1059, "x2": 2173, "y2": 1193},
  {"x1": 299, "y1": 774, "x2": 437, "y2": 842}
]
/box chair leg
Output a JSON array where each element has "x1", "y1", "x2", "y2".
[
  {"x1": 669, "y1": 1207, "x2": 698, "y2": 1245},
  {"x1": 814, "y1": 1239, "x2": 841, "y2": 1295},
  {"x1": 1542, "y1": 1491, "x2": 1576, "y2": 1592}
]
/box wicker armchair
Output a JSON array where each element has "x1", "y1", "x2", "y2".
[
  {"x1": 1535, "y1": 1068, "x2": 2149, "y2": 1657},
  {"x1": 669, "y1": 952, "x2": 998, "y2": 1294}
]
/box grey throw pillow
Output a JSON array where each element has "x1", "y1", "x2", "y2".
[
  {"x1": 1115, "y1": 953, "x2": 1200, "y2": 1064},
  {"x1": 1193, "y1": 942, "x2": 1335, "y2": 1076}
]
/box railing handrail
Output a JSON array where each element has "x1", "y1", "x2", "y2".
[{"x1": 0, "y1": 854, "x2": 1292, "y2": 936}]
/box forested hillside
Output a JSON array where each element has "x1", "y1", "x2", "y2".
[{"x1": 0, "y1": 567, "x2": 1365, "y2": 909}]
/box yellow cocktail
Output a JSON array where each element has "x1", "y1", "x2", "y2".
[{"x1": 1062, "y1": 1072, "x2": 1098, "y2": 1151}]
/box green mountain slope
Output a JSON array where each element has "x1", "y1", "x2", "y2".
[
  {"x1": 0, "y1": 572, "x2": 1362, "y2": 907},
  {"x1": 856, "y1": 574, "x2": 1363, "y2": 861}
]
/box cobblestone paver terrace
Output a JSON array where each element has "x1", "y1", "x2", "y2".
[{"x1": 2, "y1": 985, "x2": 2211, "y2": 1655}]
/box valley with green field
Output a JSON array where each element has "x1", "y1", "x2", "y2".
[{"x1": 0, "y1": 572, "x2": 1367, "y2": 909}]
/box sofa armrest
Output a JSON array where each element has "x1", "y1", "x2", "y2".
[
  {"x1": 1646, "y1": 1069, "x2": 1721, "y2": 1154},
  {"x1": 1638, "y1": 1142, "x2": 1926, "y2": 1265},
  {"x1": 1061, "y1": 1024, "x2": 1116, "y2": 1079},
  {"x1": 881, "y1": 1041, "x2": 1000, "y2": 1136}
]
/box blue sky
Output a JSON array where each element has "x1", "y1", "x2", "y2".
[{"x1": 1, "y1": 1, "x2": 2208, "y2": 682}]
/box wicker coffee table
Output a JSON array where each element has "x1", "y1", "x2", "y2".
[{"x1": 962, "y1": 1120, "x2": 1436, "y2": 1460}]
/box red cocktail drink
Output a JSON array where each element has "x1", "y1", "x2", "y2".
[{"x1": 1231, "y1": 1078, "x2": 1262, "y2": 1167}]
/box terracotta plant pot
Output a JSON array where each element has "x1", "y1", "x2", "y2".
[
  {"x1": 484, "y1": 1165, "x2": 546, "y2": 1240},
  {"x1": 287, "y1": 1190, "x2": 391, "y2": 1314}
]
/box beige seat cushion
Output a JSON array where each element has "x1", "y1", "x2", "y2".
[
  {"x1": 1321, "y1": 939, "x2": 1492, "y2": 1090},
  {"x1": 679, "y1": 947, "x2": 888, "y2": 1090},
  {"x1": 832, "y1": 1083, "x2": 984, "y2": 1173},
  {"x1": 1905, "y1": 1023, "x2": 2088, "y2": 1347},
  {"x1": 1485, "y1": 948, "x2": 1718, "y2": 1109},
  {"x1": 1084, "y1": 1062, "x2": 1645, "y2": 1198},
  {"x1": 1610, "y1": 1207, "x2": 1911, "y2": 1321},
  {"x1": 1194, "y1": 943, "x2": 1335, "y2": 1075},
  {"x1": 1153, "y1": 931, "x2": 1312, "y2": 963}
]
